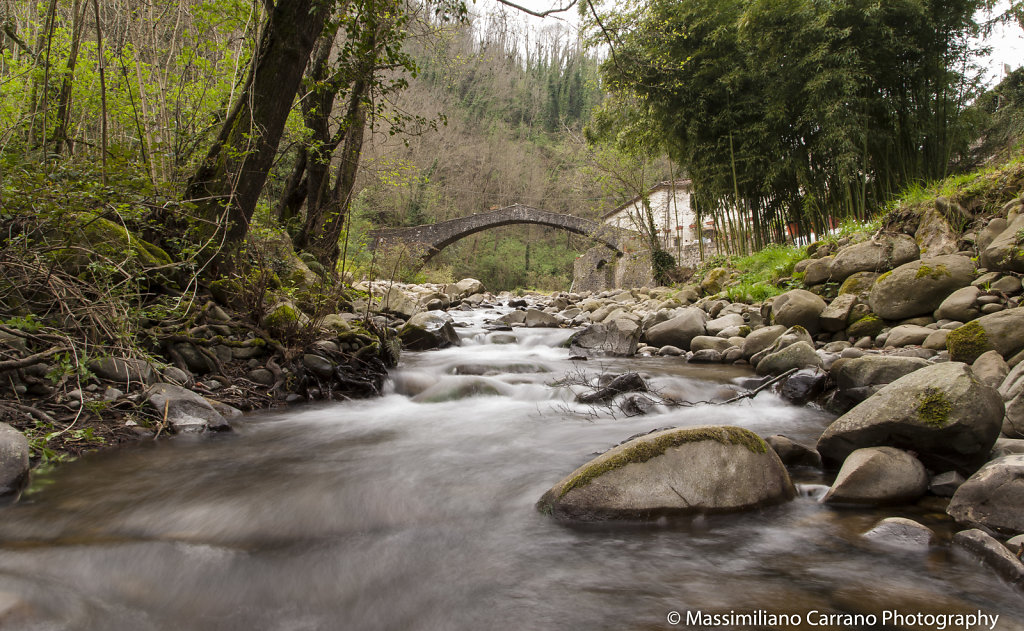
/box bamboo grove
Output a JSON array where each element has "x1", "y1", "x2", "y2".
[{"x1": 586, "y1": 0, "x2": 1016, "y2": 255}]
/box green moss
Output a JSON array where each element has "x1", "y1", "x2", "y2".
[
  {"x1": 557, "y1": 426, "x2": 768, "y2": 498},
  {"x1": 916, "y1": 387, "x2": 952, "y2": 427},
  {"x1": 264, "y1": 303, "x2": 299, "y2": 330},
  {"x1": 915, "y1": 263, "x2": 949, "y2": 280},
  {"x1": 946, "y1": 319, "x2": 993, "y2": 363},
  {"x1": 847, "y1": 314, "x2": 885, "y2": 338},
  {"x1": 876, "y1": 270, "x2": 893, "y2": 284},
  {"x1": 209, "y1": 278, "x2": 244, "y2": 308}
]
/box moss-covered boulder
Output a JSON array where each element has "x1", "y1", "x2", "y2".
[
  {"x1": 755, "y1": 340, "x2": 821, "y2": 376},
  {"x1": 263, "y1": 301, "x2": 306, "y2": 338},
  {"x1": 817, "y1": 362, "x2": 1004, "y2": 473},
  {"x1": 838, "y1": 271, "x2": 880, "y2": 297},
  {"x1": 946, "y1": 308, "x2": 1024, "y2": 363},
  {"x1": 537, "y1": 426, "x2": 795, "y2": 520},
  {"x1": 846, "y1": 314, "x2": 885, "y2": 338},
  {"x1": 53, "y1": 212, "x2": 175, "y2": 279},
  {"x1": 868, "y1": 254, "x2": 975, "y2": 320}
]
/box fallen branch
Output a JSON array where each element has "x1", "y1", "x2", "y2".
[
  {"x1": 0, "y1": 346, "x2": 70, "y2": 372},
  {"x1": 720, "y1": 368, "x2": 800, "y2": 405}
]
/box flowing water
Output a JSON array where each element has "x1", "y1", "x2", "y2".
[{"x1": 0, "y1": 306, "x2": 1022, "y2": 630}]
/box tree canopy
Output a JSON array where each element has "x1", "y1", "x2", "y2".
[{"x1": 588, "y1": 0, "x2": 991, "y2": 250}]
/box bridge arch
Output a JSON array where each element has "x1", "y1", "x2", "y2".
[{"x1": 368, "y1": 204, "x2": 632, "y2": 263}]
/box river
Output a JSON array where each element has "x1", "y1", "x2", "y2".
[{"x1": 0, "y1": 305, "x2": 1021, "y2": 630}]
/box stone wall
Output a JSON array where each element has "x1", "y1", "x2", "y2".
[{"x1": 573, "y1": 246, "x2": 653, "y2": 292}]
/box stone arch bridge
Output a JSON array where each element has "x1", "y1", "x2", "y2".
[{"x1": 368, "y1": 204, "x2": 635, "y2": 263}]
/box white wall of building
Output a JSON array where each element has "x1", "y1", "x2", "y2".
[{"x1": 602, "y1": 182, "x2": 702, "y2": 252}]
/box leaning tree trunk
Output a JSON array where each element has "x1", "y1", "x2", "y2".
[
  {"x1": 182, "y1": 0, "x2": 331, "y2": 274},
  {"x1": 276, "y1": 35, "x2": 337, "y2": 227}
]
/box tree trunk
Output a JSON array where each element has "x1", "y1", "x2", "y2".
[
  {"x1": 183, "y1": 0, "x2": 331, "y2": 274},
  {"x1": 294, "y1": 77, "x2": 369, "y2": 271},
  {"x1": 276, "y1": 34, "x2": 336, "y2": 227},
  {"x1": 52, "y1": 0, "x2": 87, "y2": 156}
]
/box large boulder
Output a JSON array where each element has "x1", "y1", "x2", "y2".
[
  {"x1": 946, "y1": 307, "x2": 1024, "y2": 363},
  {"x1": 399, "y1": 312, "x2": 460, "y2": 351},
  {"x1": 379, "y1": 287, "x2": 423, "y2": 319},
  {"x1": 817, "y1": 362, "x2": 1004, "y2": 473},
  {"x1": 524, "y1": 309, "x2": 561, "y2": 328},
  {"x1": 862, "y1": 517, "x2": 934, "y2": 548},
  {"x1": 450, "y1": 278, "x2": 485, "y2": 299},
  {"x1": 755, "y1": 341, "x2": 822, "y2": 376},
  {"x1": 643, "y1": 307, "x2": 707, "y2": 350},
  {"x1": 771, "y1": 289, "x2": 827, "y2": 334},
  {"x1": 915, "y1": 207, "x2": 960, "y2": 258},
  {"x1": 952, "y1": 529, "x2": 1024, "y2": 585},
  {"x1": 568, "y1": 319, "x2": 641, "y2": 357},
  {"x1": 822, "y1": 447, "x2": 928, "y2": 505},
  {"x1": 934, "y1": 286, "x2": 982, "y2": 322},
  {"x1": 705, "y1": 313, "x2": 745, "y2": 337},
  {"x1": 1001, "y1": 361, "x2": 1024, "y2": 438},
  {"x1": 869, "y1": 254, "x2": 975, "y2": 320},
  {"x1": 537, "y1": 426, "x2": 795, "y2": 520},
  {"x1": 883, "y1": 325, "x2": 934, "y2": 348},
  {"x1": 802, "y1": 256, "x2": 834, "y2": 286},
  {"x1": 0, "y1": 423, "x2": 29, "y2": 502},
  {"x1": 947, "y1": 455, "x2": 1024, "y2": 535},
  {"x1": 741, "y1": 325, "x2": 787, "y2": 361},
  {"x1": 831, "y1": 355, "x2": 930, "y2": 408},
  {"x1": 689, "y1": 336, "x2": 733, "y2": 353},
  {"x1": 972, "y1": 350, "x2": 1009, "y2": 390},
  {"x1": 145, "y1": 383, "x2": 232, "y2": 433},
  {"x1": 828, "y1": 234, "x2": 920, "y2": 283},
  {"x1": 980, "y1": 213, "x2": 1024, "y2": 273}
]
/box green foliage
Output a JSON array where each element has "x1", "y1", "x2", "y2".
[
  {"x1": 24, "y1": 420, "x2": 106, "y2": 471},
  {"x1": 707, "y1": 243, "x2": 806, "y2": 301},
  {"x1": 590, "y1": 0, "x2": 989, "y2": 249}
]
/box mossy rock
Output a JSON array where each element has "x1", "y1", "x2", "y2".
[
  {"x1": 263, "y1": 302, "x2": 305, "y2": 337},
  {"x1": 52, "y1": 212, "x2": 174, "y2": 275},
  {"x1": 847, "y1": 314, "x2": 885, "y2": 338},
  {"x1": 817, "y1": 362, "x2": 1004, "y2": 473},
  {"x1": 537, "y1": 425, "x2": 795, "y2": 520},
  {"x1": 946, "y1": 320, "x2": 994, "y2": 363},
  {"x1": 209, "y1": 278, "x2": 245, "y2": 309},
  {"x1": 838, "y1": 272, "x2": 880, "y2": 297}
]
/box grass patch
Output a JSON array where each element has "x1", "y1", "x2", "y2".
[{"x1": 715, "y1": 244, "x2": 807, "y2": 302}]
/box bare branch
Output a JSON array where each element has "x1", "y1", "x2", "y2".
[
  {"x1": 493, "y1": 0, "x2": 578, "y2": 18},
  {"x1": 0, "y1": 346, "x2": 70, "y2": 372}
]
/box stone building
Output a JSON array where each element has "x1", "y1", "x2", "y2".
[{"x1": 601, "y1": 179, "x2": 718, "y2": 269}]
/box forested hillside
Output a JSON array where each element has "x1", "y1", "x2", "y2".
[{"x1": 341, "y1": 12, "x2": 670, "y2": 290}]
